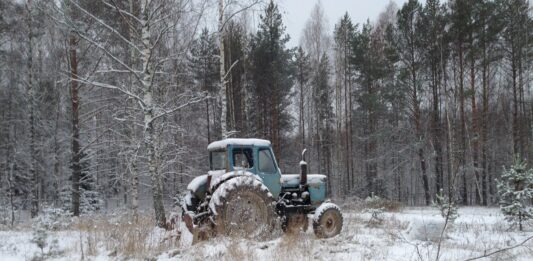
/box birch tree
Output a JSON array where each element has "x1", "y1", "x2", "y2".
[
  {"x1": 53, "y1": 0, "x2": 206, "y2": 227},
  {"x1": 218, "y1": 0, "x2": 261, "y2": 139}
]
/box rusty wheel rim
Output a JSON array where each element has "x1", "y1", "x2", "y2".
[{"x1": 321, "y1": 211, "x2": 339, "y2": 237}]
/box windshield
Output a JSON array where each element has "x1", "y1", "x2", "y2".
[
  {"x1": 258, "y1": 148, "x2": 276, "y2": 173},
  {"x1": 210, "y1": 150, "x2": 227, "y2": 171}
]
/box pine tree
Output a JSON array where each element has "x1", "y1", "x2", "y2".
[
  {"x1": 313, "y1": 53, "x2": 333, "y2": 195},
  {"x1": 497, "y1": 158, "x2": 533, "y2": 231},
  {"x1": 333, "y1": 13, "x2": 356, "y2": 196},
  {"x1": 248, "y1": 0, "x2": 293, "y2": 159},
  {"x1": 294, "y1": 47, "x2": 311, "y2": 151}
]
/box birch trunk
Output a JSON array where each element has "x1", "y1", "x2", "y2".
[
  {"x1": 128, "y1": 0, "x2": 140, "y2": 222},
  {"x1": 218, "y1": 0, "x2": 228, "y2": 139},
  {"x1": 141, "y1": 0, "x2": 166, "y2": 228}
]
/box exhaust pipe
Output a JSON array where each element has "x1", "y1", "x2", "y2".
[{"x1": 300, "y1": 149, "x2": 307, "y2": 186}]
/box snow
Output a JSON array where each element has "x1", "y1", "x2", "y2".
[
  {"x1": 207, "y1": 138, "x2": 271, "y2": 150},
  {"x1": 209, "y1": 171, "x2": 262, "y2": 191},
  {"x1": 281, "y1": 174, "x2": 327, "y2": 187},
  {"x1": 186, "y1": 170, "x2": 226, "y2": 192},
  {"x1": 2, "y1": 207, "x2": 533, "y2": 260}
]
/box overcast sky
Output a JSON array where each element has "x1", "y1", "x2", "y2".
[{"x1": 275, "y1": 0, "x2": 409, "y2": 47}]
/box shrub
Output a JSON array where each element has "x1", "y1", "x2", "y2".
[{"x1": 364, "y1": 194, "x2": 403, "y2": 212}]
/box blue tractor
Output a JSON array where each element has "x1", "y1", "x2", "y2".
[{"x1": 181, "y1": 138, "x2": 342, "y2": 240}]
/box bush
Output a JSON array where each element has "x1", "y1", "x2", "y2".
[
  {"x1": 59, "y1": 187, "x2": 104, "y2": 214},
  {"x1": 364, "y1": 194, "x2": 403, "y2": 212},
  {"x1": 34, "y1": 207, "x2": 72, "y2": 230}
]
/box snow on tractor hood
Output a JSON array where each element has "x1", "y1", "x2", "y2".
[
  {"x1": 281, "y1": 174, "x2": 327, "y2": 187},
  {"x1": 207, "y1": 138, "x2": 271, "y2": 150}
]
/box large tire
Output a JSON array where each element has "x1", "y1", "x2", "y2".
[
  {"x1": 313, "y1": 203, "x2": 343, "y2": 238},
  {"x1": 209, "y1": 176, "x2": 276, "y2": 239}
]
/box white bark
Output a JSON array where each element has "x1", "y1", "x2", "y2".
[
  {"x1": 218, "y1": 0, "x2": 228, "y2": 139},
  {"x1": 128, "y1": 0, "x2": 139, "y2": 222},
  {"x1": 140, "y1": 0, "x2": 166, "y2": 228}
]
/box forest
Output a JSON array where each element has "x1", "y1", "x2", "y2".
[{"x1": 0, "y1": 0, "x2": 532, "y2": 230}]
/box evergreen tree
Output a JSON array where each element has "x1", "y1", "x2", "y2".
[
  {"x1": 248, "y1": 0, "x2": 294, "y2": 159},
  {"x1": 313, "y1": 53, "x2": 333, "y2": 195},
  {"x1": 223, "y1": 21, "x2": 247, "y2": 135},
  {"x1": 189, "y1": 28, "x2": 220, "y2": 143},
  {"x1": 351, "y1": 21, "x2": 391, "y2": 197},
  {"x1": 333, "y1": 13, "x2": 356, "y2": 196},
  {"x1": 294, "y1": 47, "x2": 311, "y2": 151},
  {"x1": 396, "y1": 0, "x2": 431, "y2": 205},
  {"x1": 419, "y1": 0, "x2": 448, "y2": 197},
  {"x1": 497, "y1": 158, "x2": 533, "y2": 231}
]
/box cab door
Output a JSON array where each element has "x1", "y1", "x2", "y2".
[{"x1": 256, "y1": 147, "x2": 282, "y2": 198}]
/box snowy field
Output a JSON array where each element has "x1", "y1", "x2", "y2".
[{"x1": 1, "y1": 206, "x2": 533, "y2": 261}]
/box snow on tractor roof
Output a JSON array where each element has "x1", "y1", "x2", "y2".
[{"x1": 207, "y1": 138, "x2": 271, "y2": 150}]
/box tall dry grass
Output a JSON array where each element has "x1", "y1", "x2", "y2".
[{"x1": 71, "y1": 211, "x2": 180, "y2": 259}]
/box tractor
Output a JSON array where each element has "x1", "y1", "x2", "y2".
[{"x1": 181, "y1": 138, "x2": 342, "y2": 240}]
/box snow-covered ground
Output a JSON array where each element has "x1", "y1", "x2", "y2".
[{"x1": 1, "y1": 207, "x2": 533, "y2": 260}]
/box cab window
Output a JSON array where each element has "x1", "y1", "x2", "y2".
[
  {"x1": 210, "y1": 150, "x2": 226, "y2": 170},
  {"x1": 258, "y1": 148, "x2": 276, "y2": 173},
  {"x1": 232, "y1": 148, "x2": 254, "y2": 168}
]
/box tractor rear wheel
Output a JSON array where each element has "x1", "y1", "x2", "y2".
[
  {"x1": 313, "y1": 203, "x2": 343, "y2": 238},
  {"x1": 209, "y1": 176, "x2": 276, "y2": 240}
]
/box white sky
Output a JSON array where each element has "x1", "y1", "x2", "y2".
[{"x1": 275, "y1": 0, "x2": 410, "y2": 47}]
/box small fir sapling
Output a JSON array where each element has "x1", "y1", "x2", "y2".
[
  {"x1": 497, "y1": 157, "x2": 533, "y2": 231},
  {"x1": 31, "y1": 224, "x2": 48, "y2": 255},
  {"x1": 433, "y1": 189, "x2": 458, "y2": 224}
]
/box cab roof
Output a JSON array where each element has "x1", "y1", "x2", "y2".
[{"x1": 207, "y1": 138, "x2": 271, "y2": 151}]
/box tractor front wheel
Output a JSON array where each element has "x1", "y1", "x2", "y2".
[
  {"x1": 313, "y1": 203, "x2": 343, "y2": 238},
  {"x1": 209, "y1": 176, "x2": 276, "y2": 240}
]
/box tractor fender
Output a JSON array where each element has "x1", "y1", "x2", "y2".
[
  {"x1": 209, "y1": 171, "x2": 263, "y2": 193},
  {"x1": 186, "y1": 170, "x2": 226, "y2": 200}
]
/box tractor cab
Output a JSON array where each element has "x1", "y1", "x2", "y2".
[{"x1": 207, "y1": 139, "x2": 282, "y2": 198}]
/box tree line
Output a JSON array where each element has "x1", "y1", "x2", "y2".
[{"x1": 0, "y1": 0, "x2": 531, "y2": 228}]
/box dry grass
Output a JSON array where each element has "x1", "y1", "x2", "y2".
[
  {"x1": 364, "y1": 197, "x2": 404, "y2": 212},
  {"x1": 223, "y1": 239, "x2": 258, "y2": 261},
  {"x1": 273, "y1": 232, "x2": 316, "y2": 260},
  {"x1": 70, "y1": 211, "x2": 180, "y2": 259}
]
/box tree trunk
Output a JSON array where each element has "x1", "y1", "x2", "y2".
[
  {"x1": 459, "y1": 43, "x2": 468, "y2": 205},
  {"x1": 218, "y1": 0, "x2": 228, "y2": 139},
  {"x1": 69, "y1": 32, "x2": 82, "y2": 216},
  {"x1": 470, "y1": 47, "x2": 481, "y2": 204},
  {"x1": 126, "y1": 0, "x2": 140, "y2": 221},
  {"x1": 412, "y1": 62, "x2": 430, "y2": 205},
  {"x1": 481, "y1": 54, "x2": 489, "y2": 206},
  {"x1": 141, "y1": 0, "x2": 166, "y2": 228},
  {"x1": 432, "y1": 64, "x2": 444, "y2": 195},
  {"x1": 26, "y1": 0, "x2": 39, "y2": 218}
]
